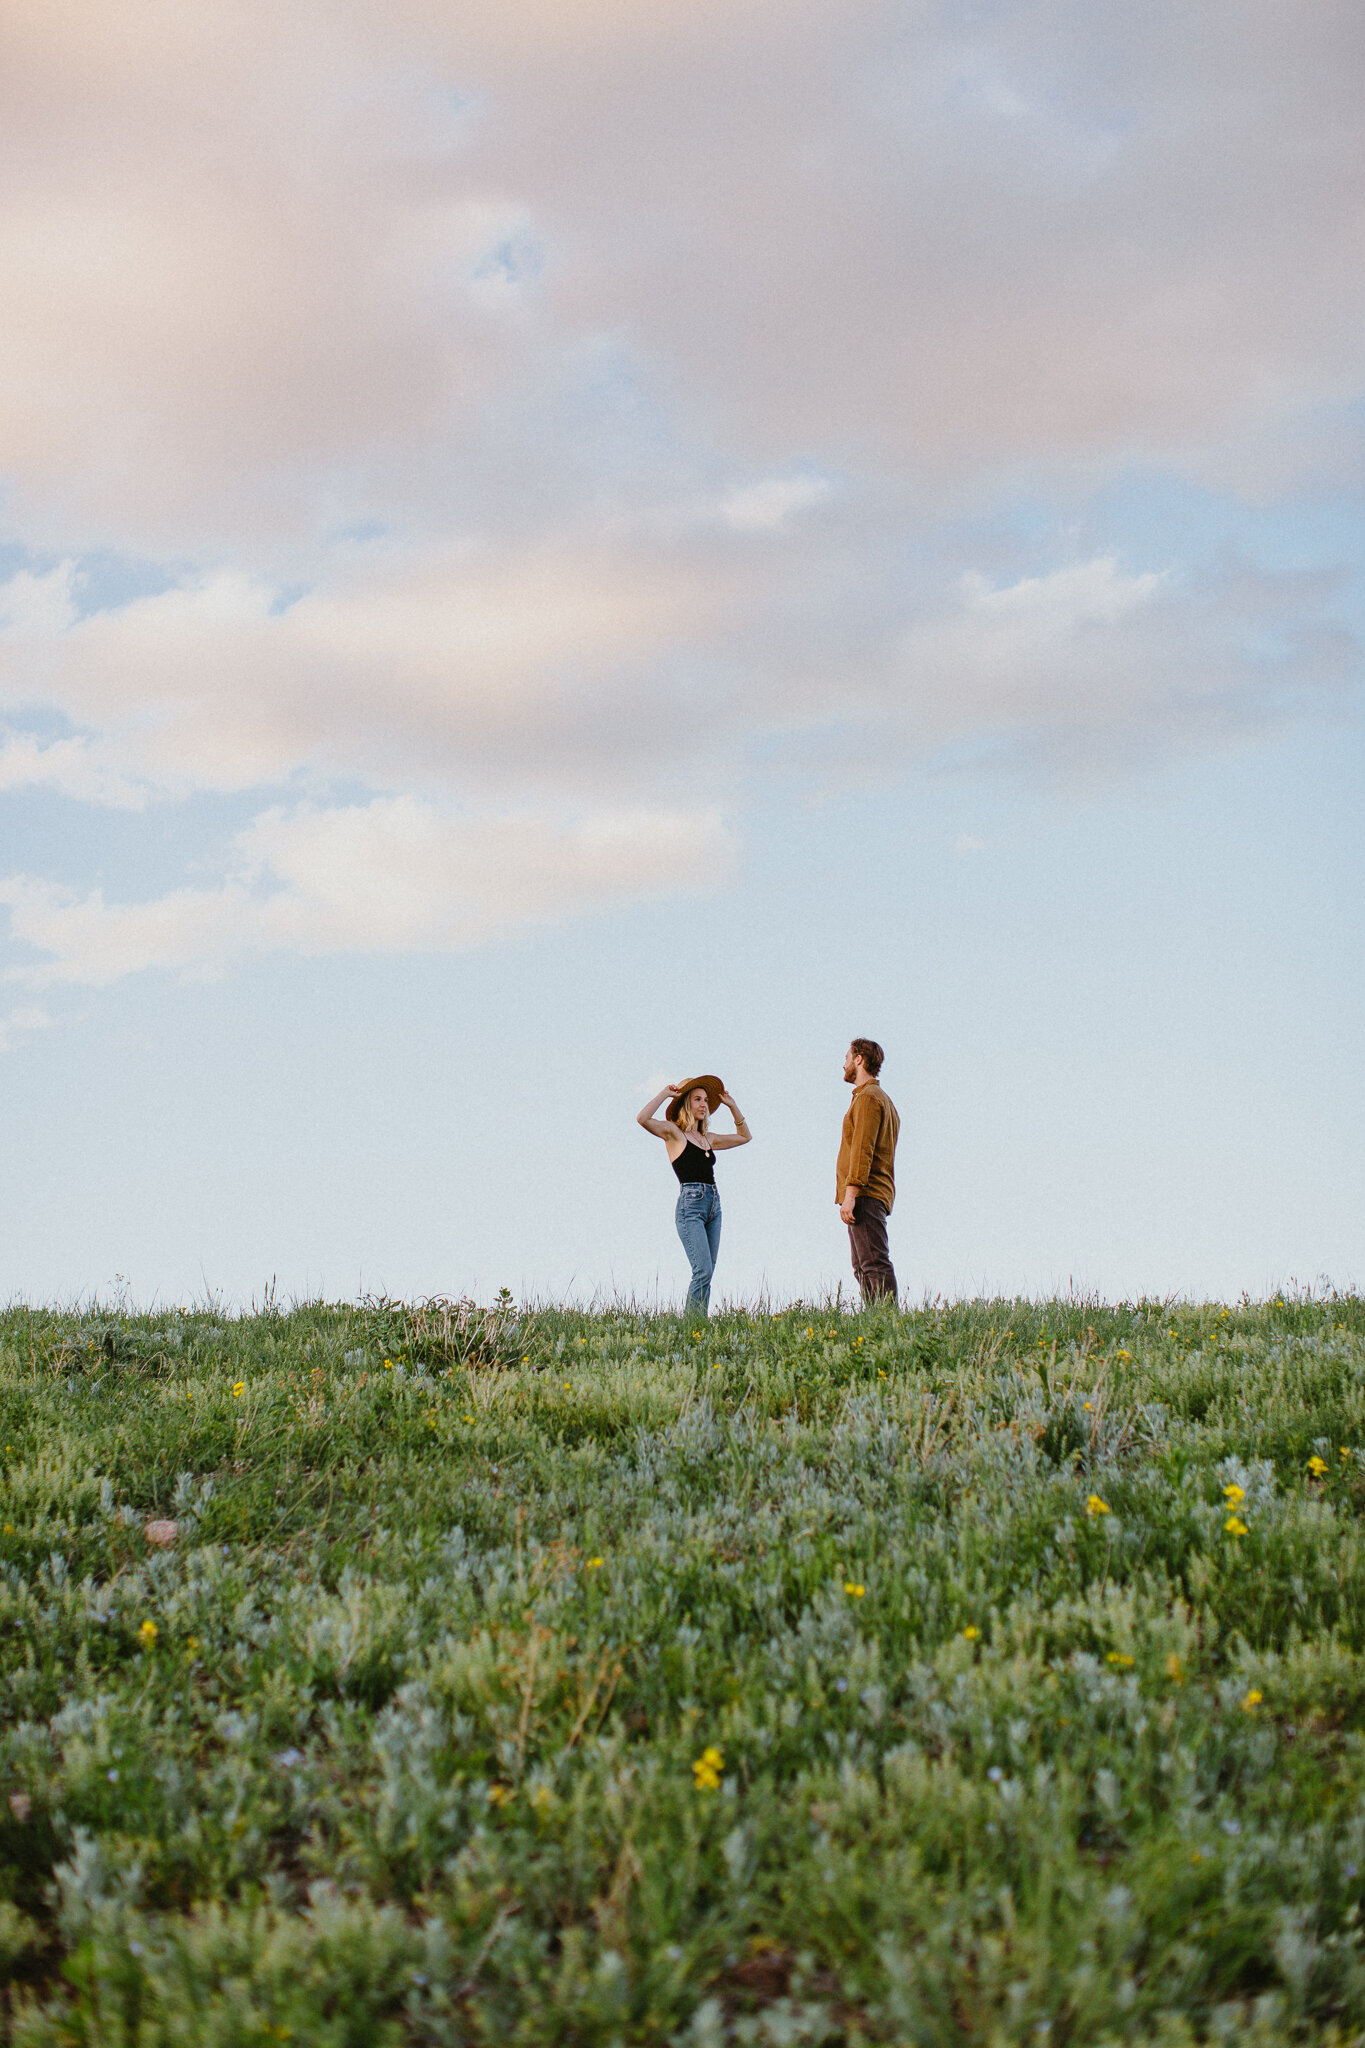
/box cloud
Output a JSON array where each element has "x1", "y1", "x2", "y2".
[
  {"x1": 719, "y1": 476, "x2": 830, "y2": 534},
  {"x1": 0, "y1": 540, "x2": 1355, "y2": 826},
  {"x1": 0, "y1": 0, "x2": 1361, "y2": 996},
  {"x1": 0, "y1": 731, "x2": 148, "y2": 809},
  {"x1": 0, "y1": 1003, "x2": 49, "y2": 1052},
  {"x1": 0, "y1": 542, "x2": 734, "y2": 803},
  {"x1": 0, "y1": 796, "x2": 734, "y2": 987},
  {"x1": 2, "y1": 0, "x2": 1361, "y2": 560}
]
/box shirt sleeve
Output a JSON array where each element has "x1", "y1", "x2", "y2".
[{"x1": 845, "y1": 1093, "x2": 880, "y2": 1189}]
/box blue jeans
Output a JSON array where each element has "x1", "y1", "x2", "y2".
[{"x1": 675, "y1": 1184, "x2": 722, "y2": 1314}]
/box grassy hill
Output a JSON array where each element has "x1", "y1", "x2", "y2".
[{"x1": 2, "y1": 1293, "x2": 1364, "y2": 2045}]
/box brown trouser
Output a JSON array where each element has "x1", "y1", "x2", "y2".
[{"x1": 847, "y1": 1195, "x2": 897, "y2": 1303}]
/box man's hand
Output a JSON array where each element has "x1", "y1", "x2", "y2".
[{"x1": 839, "y1": 1187, "x2": 860, "y2": 1224}]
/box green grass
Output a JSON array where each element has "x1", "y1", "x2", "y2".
[{"x1": 3, "y1": 1291, "x2": 1365, "y2": 2045}]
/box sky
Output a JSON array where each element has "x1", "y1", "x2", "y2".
[{"x1": 1, "y1": 0, "x2": 1362, "y2": 1308}]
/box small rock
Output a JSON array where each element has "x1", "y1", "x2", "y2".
[
  {"x1": 9, "y1": 1792, "x2": 32, "y2": 1822},
  {"x1": 145, "y1": 1520, "x2": 179, "y2": 1548}
]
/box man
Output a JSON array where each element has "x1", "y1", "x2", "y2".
[{"x1": 836, "y1": 1038, "x2": 900, "y2": 1303}]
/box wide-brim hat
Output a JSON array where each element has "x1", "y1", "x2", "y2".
[{"x1": 666, "y1": 1074, "x2": 725, "y2": 1124}]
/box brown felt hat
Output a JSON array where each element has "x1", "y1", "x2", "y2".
[{"x1": 666, "y1": 1075, "x2": 725, "y2": 1124}]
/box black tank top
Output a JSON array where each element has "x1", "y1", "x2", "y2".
[{"x1": 671, "y1": 1137, "x2": 716, "y2": 1185}]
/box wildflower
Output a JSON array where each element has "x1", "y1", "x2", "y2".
[
  {"x1": 1308, "y1": 1455, "x2": 1328, "y2": 1476},
  {"x1": 1166, "y1": 1653, "x2": 1184, "y2": 1684},
  {"x1": 230, "y1": 1382, "x2": 246, "y2": 1398},
  {"x1": 1085, "y1": 1494, "x2": 1110, "y2": 1517},
  {"x1": 586, "y1": 1556, "x2": 604, "y2": 1570},
  {"x1": 1083, "y1": 1401, "x2": 1093, "y2": 1411},
  {"x1": 137, "y1": 1619, "x2": 159, "y2": 1647},
  {"x1": 692, "y1": 1745, "x2": 724, "y2": 1791},
  {"x1": 1342, "y1": 1447, "x2": 1352, "y2": 1460},
  {"x1": 962, "y1": 1625, "x2": 980, "y2": 1640},
  {"x1": 382, "y1": 1359, "x2": 394, "y2": 1370},
  {"x1": 855, "y1": 1337, "x2": 864, "y2": 1347},
  {"x1": 844, "y1": 1581, "x2": 865, "y2": 1598},
  {"x1": 563, "y1": 1381, "x2": 572, "y2": 1390},
  {"x1": 185, "y1": 1637, "x2": 200, "y2": 1657},
  {"x1": 877, "y1": 1370, "x2": 887, "y2": 1380},
  {"x1": 1116, "y1": 1349, "x2": 1132, "y2": 1360},
  {"x1": 463, "y1": 1413, "x2": 475, "y2": 1424},
  {"x1": 1106, "y1": 1651, "x2": 1135, "y2": 1667},
  {"x1": 1242, "y1": 1689, "x2": 1263, "y2": 1711},
  {"x1": 1222, "y1": 1482, "x2": 1246, "y2": 1505},
  {"x1": 1224, "y1": 1515, "x2": 1248, "y2": 1536},
  {"x1": 804, "y1": 1326, "x2": 813, "y2": 1337},
  {"x1": 2, "y1": 1525, "x2": 13, "y2": 1535},
  {"x1": 529, "y1": 1784, "x2": 555, "y2": 1812},
  {"x1": 487, "y1": 1783, "x2": 516, "y2": 1807},
  {"x1": 522, "y1": 1356, "x2": 529, "y2": 1365}
]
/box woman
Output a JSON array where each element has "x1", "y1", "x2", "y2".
[{"x1": 636, "y1": 1075, "x2": 751, "y2": 1315}]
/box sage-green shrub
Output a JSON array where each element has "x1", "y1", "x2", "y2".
[{"x1": 2, "y1": 1293, "x2": 1364, "y2": 2044}]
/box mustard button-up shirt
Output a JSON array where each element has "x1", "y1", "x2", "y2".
[{"x1": 836, "y1": 1080, "x2": 900, "y2": 1213}]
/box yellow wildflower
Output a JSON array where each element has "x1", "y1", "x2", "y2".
[
  {"x1": 137, "y1": 1619, "x2": 158, "y2": 1646},
  {"x1": 487, "y1": 1783, "x2": 516, "y2": 1807},
  {"x1": 1116, "y1": 1349, "x2": 1132, "y2": 1360},
  {"x1": 2, "y1": 1525, "x2": 12, "y2": 1535},
  {"x1": 1308, "y1": 1455, "x2": 1328, "y2": 1476},
  {"x1": 962, "y1": 1625, "x2": 979, "y2": 1640},
  {"x1": 1085, "y1": 1494, "x2": 1110, "y2": 1517},
  {"x1": 844, "y1": 1581, "x2": 866, "y2": 1598},
  {"x1": 1166, "y1": 1653, "x2": 1184, "y2": 1684},
  {"x1": 1224, "y1": 1515, "x2": 1248, "y2": 1536},
  {"x1": 586, "y1": 1556, "x2": 604, "y2": 1570},
  {"x1": 230, "y1": 1382, "x2": 245, "y2": 1398},
  {"x1": 1222, "y1": 1482, "x2": 1245, "y2": 1504},
  {"x1": 1106, "y1": 1651, "x2": 1135, "y2": 1668},
  {"x1": 1341, "y1": 1447, "x2": 1351, "y2": 1460},
  {"x1": 1242, "y1": 1689, "x2": 1262, "y2": 1711},
  {"x1": 382, "y1": 1359, "x2": 394, "y2": 1369},
  {"x1": 692, "y1": 1745, "x2": 724, "y2": 1791}
]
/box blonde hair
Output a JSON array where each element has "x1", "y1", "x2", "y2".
[{"x1": 674, "y1": 1096, "x2": 710, "y2": 1135}]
